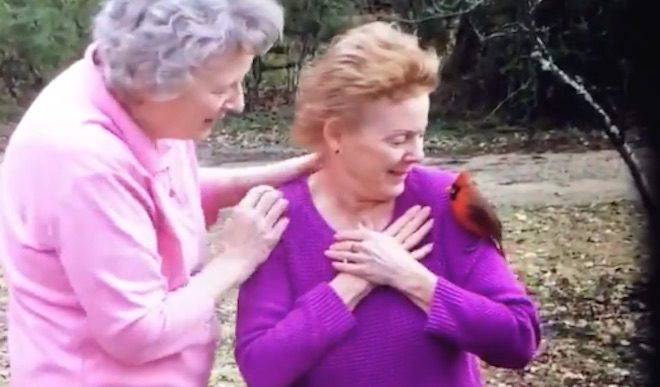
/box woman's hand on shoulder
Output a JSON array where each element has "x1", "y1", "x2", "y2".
[
  {"x1": 289, "y1": 152, "x2": 323, "y2": 175},
  {"x1": 217, "y1": 185, "x2": 289, "y2": 282},
  {"x1": 270, "y1": 152, "x2": 322, "y2": 184},
  {"x1": 325, "y1": 205, "x2": 434, "y2": 287}
]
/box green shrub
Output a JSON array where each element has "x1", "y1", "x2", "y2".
[{"x1": 0, "y1": 0, "x2": 96, "y2": 107}]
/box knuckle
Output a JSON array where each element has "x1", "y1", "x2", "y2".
[
  {"x1": 263, "y1": 234, "x2": 279, "y2": 247},
  {"x1": 253, "y1": 184, "x2": 273, "y2": 192},
  {"x1": 232, "y1": 209, "x2": 249, "y2": 222},
  {"x1": 271, "y1": 200, "x2": 286, "y2": 212},
  {"x1": 242, "y1": 207, "x2": 256, "y2": 219},
  {"x1": 255, "y1": 216, "x2": 267, "y2": 229},
  {"x1": 247, "y1": 185, "x2": 273, "y2": 199},
  {"x1": 261, "y1": 190, "x2": 276, "y2": 200}
]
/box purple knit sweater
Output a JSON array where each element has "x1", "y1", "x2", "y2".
[{"x1": 235, "y1": 166, "x2": 541, "y2": 387}]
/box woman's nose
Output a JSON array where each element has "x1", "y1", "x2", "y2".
[
  {"x1": 406, "y1": 138, "x2": 425, "y2": 162},
  {"x1": 224, "y1": 83, "x2": 245, "y2": 114}
]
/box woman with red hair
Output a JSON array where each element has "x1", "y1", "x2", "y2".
[{"x1": 234, "y1": 21, "x2": 541, "y2": 387}]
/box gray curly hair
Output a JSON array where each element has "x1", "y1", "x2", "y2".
[{"x1": 92, "y1": 0, "x2": 284, "y2": 100}]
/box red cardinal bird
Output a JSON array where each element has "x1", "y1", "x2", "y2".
[{"x1": 447, "y1": 171, "x2": 506, "y2": 259}]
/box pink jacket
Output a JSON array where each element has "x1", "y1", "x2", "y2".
[{"x1": 0, "y1": 44, "x2": 226, "y2": 386}]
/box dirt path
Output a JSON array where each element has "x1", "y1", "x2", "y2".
[
  {"x1": 1, "y1": 116, "x2": 644, "y2": 208},
  {"x1": 213, "y1": 148, "x2": 641, "y2": 208},
  {"x1": 0, "y1": 147, "x2": 640, "y2": 207}
]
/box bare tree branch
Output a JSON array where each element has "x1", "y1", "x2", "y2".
[
  {"x1": 501, "y1": 0, "x2": 658, "y2": 214},
  {"x1": 528, "y1": 0, "x2": 546, "y2": 16},
  {"x1": 485, "y1": 79, "x2": 532, "y2": 119},
  {"x1": 384, "y1": 0, "x2": 489, "y2": 24},
  {"x1": 530, "y1": 36, "x2": 656, "y2": 215},
  {"x1": 471, "y1": 23, "x2": 529, "y2": 43}
]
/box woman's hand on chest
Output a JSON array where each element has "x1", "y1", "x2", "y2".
[{"x1": 325, "y1": 205, "x2": 435, "y2": 288}]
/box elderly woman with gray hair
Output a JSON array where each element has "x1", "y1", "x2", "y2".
[{"x1": 0, "y1": 0, "x2": 322, "y2": 385}]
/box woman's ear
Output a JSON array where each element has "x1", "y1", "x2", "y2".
[{"x1": 322, "y1": 116, "x2": 343, "y2": 154}]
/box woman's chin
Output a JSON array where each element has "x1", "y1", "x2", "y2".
[
  {"x1": 391, "y1": 182, "x2": 406, "y2": 196},
  {"x1": 374, "y1": 182, "x2": 405, "y2": 201},
  {"x1": 388, "y1": 173, "x2": 408, "y2": 194}
]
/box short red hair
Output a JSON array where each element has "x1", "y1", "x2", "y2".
[{"x1": 291, "y1": 21, "x2": 441, "y2": 150}]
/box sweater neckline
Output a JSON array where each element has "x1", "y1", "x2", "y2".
[{"x1": 296, "y1": 173, "x2": 409, "y2": 236}]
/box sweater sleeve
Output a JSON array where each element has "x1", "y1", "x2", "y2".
[
  {"x1": 54, "y1": 170, "x2": 217, "y2": 366},
  {"x1": 424, "y1": 239, "x2": 542, "y2": 369},
  {"x1": 235, "y1": 243, "x2": 357, "y2": 387},
  {"x1": 410, "y1": 166, "x2": 541, "y2": 369}
]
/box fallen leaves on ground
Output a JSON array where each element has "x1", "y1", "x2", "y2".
[{"x1": 483, "y1": 201, "x2": 648, "y2": 387}]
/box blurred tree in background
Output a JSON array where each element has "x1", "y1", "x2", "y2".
[
  {"x1": 0, "y1": 0, "x2": 96, "y2": 115},
  {"x1": 0, "y1": 0, "x2": 648, "y2": 134}
]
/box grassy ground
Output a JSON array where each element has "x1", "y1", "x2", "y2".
[{"x1": 201, "y1": 200, "x2": 649, "y2": 387}]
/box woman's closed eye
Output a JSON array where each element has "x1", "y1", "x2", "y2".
[
  {"x1": 389, "y1": 134, "x2": 407, "y2": 145},
  {"x1": 211, "y1": 81, "x2": 240, "y2": 96},
  {"x1": 211, "y1": 85, "x2": 230, "y2": 96},
  {"x1": 388, "y1": 132, "x2": 423, "y2": 146}
]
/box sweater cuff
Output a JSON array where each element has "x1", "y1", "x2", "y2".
[
  {"x1": 298, "y1": 283, "x2": 356, "y2": 341},
  {"x1": 424, "y1": 277, "x2": 465, "y2": 338}
]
